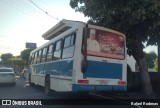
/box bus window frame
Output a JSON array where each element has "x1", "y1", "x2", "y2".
[
  {"x1": 62, "y1": 33, "x2": 76, "y2": 59},
  {"x1": 63, "y1": 35, "x2": 72, "y2": 48},
  {"x1": 41, "y1": 47, "x2": 47, "y2": 63},
  {"x1": 33, "y1": 52, "x2": 38, "y2": 64},
  {"x1": 37, "y1": 49, "x2": 42, "y2": 63},
  {"x1": 53, "y1": 39, "x2": 63, "y2": 60},
  {"x1": 46, "y1": 43, "x2": 54, "y2": 62},
  {"x1": 31, "y1": 53, "x2": 35, "y2": 64},
  {"x1": 70, "y1": 33, "x2": 76, "y2": 46}
]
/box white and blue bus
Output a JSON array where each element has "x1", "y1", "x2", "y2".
[{"x1": 28, "y1": 20, "x2": 128, "y2": 94}]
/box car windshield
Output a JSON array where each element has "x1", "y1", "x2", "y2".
[{"x1": 0, "y1": 69, "x2": 13, "y2": 72}]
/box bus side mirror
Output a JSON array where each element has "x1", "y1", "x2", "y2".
[{"x1": 81, "y1": 60, "x2": 88, "y2": 73}]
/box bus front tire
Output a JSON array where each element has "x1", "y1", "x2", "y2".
[{"x1": 45, "y1": 75, "x2": 50, "y2": 95}]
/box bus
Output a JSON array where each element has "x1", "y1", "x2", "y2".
[{"x1": 28, "y1": 19, "x2": 129, "y2": 94}]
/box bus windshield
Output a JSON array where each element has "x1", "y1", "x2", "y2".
[{"x1": 86, "y1": 28, "x2": 125, "y2": 59}]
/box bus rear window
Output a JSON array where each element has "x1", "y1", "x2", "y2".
[{"x1": 86, "y1": 28, "x2": 125, "y2": 59}]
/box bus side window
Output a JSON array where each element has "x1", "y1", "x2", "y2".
[
  {"x1": 31, "y1": 53, "x2": 35, "y2": 64},
  {"x1": 36, "y1": 51, "x2": 40, "y2": 64},
  {"x1": 62, "y1": 34, "x2": 76, "y2": 59},
  {"x1": 53, "y1": 40, "x2": 62, "y2": 60},
  {"x1": 37, "y1": 50, "x2": 42, "y2": 63},
  {"x1": 29, "y1": 56, "x2": 32, "y2": 65},
  {"x1": 46, "y1": 44, "x2": 54, "y2": 62},
  {"x1": 29, "y1": 54, "x2": 34, "y2": 64},
  {"x1": 64, "y1": 36, "x2": 71, "y2": 48},
  {"x1": 41, "y1": 47, "x2": 47, "y2": 63},
  {"x1": 34, "y1": 52, "x2": 38, "y2": 64},
  {"x1": 71, "y1": 33, "x2": 76, "y2": 45}
]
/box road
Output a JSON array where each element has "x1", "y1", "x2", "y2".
[
  {"x1": 0, "y1": 77, "x2": 96, "y2": 99},
  {"x1": 0, "y1": 77, "x2": 145, "y2": 108}
]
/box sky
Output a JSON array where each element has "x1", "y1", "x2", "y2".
[
  {"x1": 0, "y1": 0, "x2": 158, "y2": 56},
  {"x1": 0, "y1": 0, "x2": 88, "y2": 56}
]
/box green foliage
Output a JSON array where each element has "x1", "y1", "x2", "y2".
[
  {"x1": 145, "y1": 51, "x2": 157, "y2": 68},
  {"x1": 20, "y1": 49, "x2": 33, "y2": 66},
  {"x1": 8, "y1": 57, "x2": 25, "y2": 73},
  {"x1": 70, "y1": 0, "x2": 160, "y2": 48},
  {"x1": 1, "y1": 53, "x2": 13, "y2": 63},
  {"x1": 0, "y1": 53, "x2": 25, "y2": 72},
  {"x1": 154, "y1": 58, "x2": 158, "y2": 72}
]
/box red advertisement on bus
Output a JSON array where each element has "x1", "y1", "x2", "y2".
[{"x1": 87, "y1": 28, "x2": 125, "y2": 59}]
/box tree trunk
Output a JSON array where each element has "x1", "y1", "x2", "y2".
[
  {"x1": 128, "y1": 40, "x2": 154, "y2": 97},
  {"x1": 137, "y1": 56, "x2": 154, "y2": 96}
]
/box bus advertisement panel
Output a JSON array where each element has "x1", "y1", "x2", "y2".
[{"x1": 87, "y1": 29, "x2": 125, "y2": 59}]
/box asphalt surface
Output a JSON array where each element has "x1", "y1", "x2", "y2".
[{"x1": 0, "y1": 77, "x2": 152, "y2": 108}]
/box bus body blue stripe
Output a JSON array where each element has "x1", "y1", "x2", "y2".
[
  {"x1": 72, "y1": 84, "x2": 127, "y2": 92},
  {"x1": 83, "y1": 61, "x2": 122, "y2": 79},
  {"x1": 32, "y1": 59, "x2": 73, "y2": 77}
]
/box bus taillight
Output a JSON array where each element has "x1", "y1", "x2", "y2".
[
  {"x1": 118, "y1": 81, "x2": 126, "y2": 85},
  {"x1": 78, "y1": 79, "x2": 89, "y2": 84}
]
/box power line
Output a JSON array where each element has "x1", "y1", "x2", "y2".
[
  {"x1": 28, "y1": 0, "x2": 59, "y2": 20},
  {"x1": 3, "y1": 0, "x2": 40, "y2": 20},
  {"x1": 34, "y1": 0, "x2": 64, "y2": 19},
  {"x1": 3, "y1": 0, "x2": 62, "y2": 22}
]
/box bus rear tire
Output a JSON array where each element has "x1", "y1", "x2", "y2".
[
  {"x1": 45, "y1": 75, "x2": 50, "y2": 95},
  {"x1": 29, "y1": 73, "x2": 35, "y2": 86}
]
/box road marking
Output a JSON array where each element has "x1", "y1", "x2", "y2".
[{"x1": 89, "y1": 92, "x2": 143, "y2": 108}]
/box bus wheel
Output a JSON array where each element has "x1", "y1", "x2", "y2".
[
  {"x1": 127, "y1": 64, "x2": 132, "y2": 91},
  {"x1": 45, "y1": 75, "x2": 50, "y2": 95},
  {"x1": 29, "y1": 73, "x2": 35, "y2": 86}
]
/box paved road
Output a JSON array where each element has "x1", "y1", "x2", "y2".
[
  {"x1": 0, "y1": 77, "x2": 143, "y2": 108},
  {"x1": 0, "y1": 77, "x2": 97, "y2": 99}
]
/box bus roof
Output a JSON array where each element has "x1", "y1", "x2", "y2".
[
  {"x1": 31, "y1": 19, "x2": 125, "y2": 54},
  {"x1": 42, "y1": 19, "x2": 125, "y2": 40},
  {"x1": 42, "y1": 19, "x2": 86, "y2": 40}
]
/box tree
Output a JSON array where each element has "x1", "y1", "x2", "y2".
[
  {"x1": 8, "y1": 57, "x2": 25, "y2": 74},
  {"x1": 70, "y1": 0, "x2": 160, "y2": 96},
  {"x1": 145, "y1": 51, "x2": 157, "y2": 68},
  {"x1": 1, "y1": 53, "x2": 13, "y2": 63},
  {"x1": 154, "y1": 58, "x2": 158, "y2": 72},
  {"x1": 20, "y1": 49, "x2": 33, "y2": 66}
]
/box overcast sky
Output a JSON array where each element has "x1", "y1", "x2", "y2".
[
  {"x1": 0, "y1": 0, "x2": 157, "y2": 56},
  {"x1": 0, "y1": 0, "x2": 88, "y2": 56}
]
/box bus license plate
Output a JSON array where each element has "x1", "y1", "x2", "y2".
[{"x1": 98, "y1": 80, "x2": 108, "y2": 85}]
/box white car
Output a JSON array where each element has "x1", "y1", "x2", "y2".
[{"x1": 0, "y1": 67, "x2": 16, "y2": 85}]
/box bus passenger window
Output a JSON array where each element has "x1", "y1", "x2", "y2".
[
  {"x1": 53, "y1": 40, "x2": 62, "y2": 60},
  {"x1": 31, "y1": 53, "x2": 35, "y2": 64},
  {"x1": 55, "y1": 41, "x2": 61, "y2": 50},
  {"x1": 46, "y1": 44, "x2": 53, "y2": 62},
  {"x1": 41, "y1": 47, "x2": 47, "y2": 62},
  {"x1": 29, "y1": 56, "x2": 32, "y2": 65},
  {"x1": 36, "y1": 51, "x2": 40, "y2": 63},
  {"x1": 71, "y1": 34, "x2": 76, "y2": 45},
  {"x1": 64, "y1": 36, "x2": 71, "y2": 48},
  {"x1": 37, "y1": 50, "x2": 42, "y2": 63},
  {"x1": 34, "y1": 52, "x2": 38, "y2": 64},
  {"x1": 62, "y1": 34, "x2": 75, "y2": 59}
]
